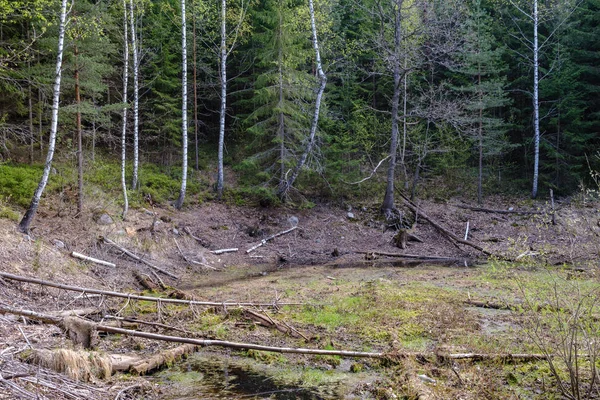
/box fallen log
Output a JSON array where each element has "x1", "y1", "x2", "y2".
[
  {"x1": 0, "y1": 272, "x2": 301, "y2": 308},
  {"x1": 133, "y1": 271, "x2": 159, "y2": 291},
  {"x1": 71, "y1": 252, "x2": 116, "y2": 268},
  {"x1": 129, "y1": 344, "x2": 197, "y2": 375},
  {"x1": 0, "y1": 305, "x2": 554, "y2": 362},
  {"x1": 100, "y1": 237, "x2": 179, "y2": 280},
  {"x1": 398, "y1": 193, "x2": 493, "y2": 257},
  {"x1": 357, "y1": 251, "x2": 460, "y2": 261},
  {"x1": 453, "y1": 204, "x2": 541, "y2": 215},
  {"x1": 246, "y1": 226, "x2": 297, "y2": 254}
]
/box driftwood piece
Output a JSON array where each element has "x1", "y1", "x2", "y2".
[
  {"x1": 71, "y1": 252, "x2": 116, "y2": 268},
  {"x1": 0, "y1": 272, "x2": 301, "y2": 308},
  {"x1": 100, "y1": 236, "x2": 179, "y2": 280},
  {"x1": 454, "y1": 204, "x2": 541, "y2": 215},
  {"x1": 246, "y1": 226, "x2": 297, "y2": 254},
  {"x1": 398, "y1": 193, "x2": 492, "y2": 256}
]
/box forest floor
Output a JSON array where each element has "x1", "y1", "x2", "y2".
[{"x1": 0, "y1": 193, "x2": 599, "y2": 399}]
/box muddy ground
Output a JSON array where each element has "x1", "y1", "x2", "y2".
[{"x1": 0, "y1": 194, "x2": 599, "y2": 399}]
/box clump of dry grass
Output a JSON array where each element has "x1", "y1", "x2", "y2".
[{"x1": 28, "y1": 348, "x2": 112, "y2": 382}]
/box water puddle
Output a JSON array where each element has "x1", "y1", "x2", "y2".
[{"x1": 153, "y1": 353, "x2": 346, "y2": 399}]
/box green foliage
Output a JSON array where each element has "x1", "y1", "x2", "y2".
[{"x1": 0, "y1": 164, "x2": 43, "y2": 207}]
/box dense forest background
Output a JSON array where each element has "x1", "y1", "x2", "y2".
[{"x1": 1, "y1": 0, "x2": 599, "y2": 212}]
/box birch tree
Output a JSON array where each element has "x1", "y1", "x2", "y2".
[
  {"x1": 215, "y1": 0, "x2": 248, "y2": 198},
  {"x1": 174, "y1": 0, "x2": 188, "y2": 209},
  {"x1": 19, "y1": 0, "x2": 69, "y2": 233},
  {"x1": 121, "y1": 0, "x2": 129, "y2": 219},
  {"x1": 276, "y1": 0, "x2": 327, "y2": 200},
  {"x1": 508, "y1": 0, "x2": 581, "y2": 198},
  {"x1": 129, "y1": 0, "x2": 140, "y2": 190}
]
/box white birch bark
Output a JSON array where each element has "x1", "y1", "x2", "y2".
[
  {"x1": 216, "y1": 0, "x2": 227, "y2": 199},
  {"x1": 276, "y1": 0, "x2": 326, "y2": 199},
  {"x1": 19, "y1": 0, "x2": 69, "y2": 233},
  {"x1": 175, "y1": 0, "x2": 188, "y2": 209},
  {"x1": 121, "y1": 0, "x2": 130, "y2": 220},
  {"x1": 532, "y1": 0, "x2": 539, "y2": 198},
  {"x1": 130, "y1": 0, "x2": 140, "y2": 190}
]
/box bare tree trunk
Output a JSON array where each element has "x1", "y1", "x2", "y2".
[
  {"x1": 175, "y1": 0, "x2": 188, "y2": 210},
  {"x1": 276, "y1": 0, "x2": 326, "y2": 200},
  {"x1": 278, "y1": 6, "x2": 285, "y2": 183},
  {"x1": 381, "y1": 0, "x2": 403, "y2": 218},
  {"x1": 531, "y1": 0, "x2": 539, "y2": 199},
  {"x1": 193, "y1": 6, "x2": 199, "y2": 171},
  {"x1": 121, "y1": 0, "x2": 130, "y2": 220},
  {"x1": 19, "y1": 0, "x2": 69, "y2": 234},
  {"x1": 75, "y1": 44, "x2": 84, "y2": 216},
  {"x1": 38, "y1": 87, "x2": 43, "y2": 158},
  {"x1": 28, "y1": 75, "x2": 34, "y2": 164},
  {"x1": 216, "y1": 0, "x2": 227, "y2": 199},
  {"x1": 477, "y1": 67, "x2": 483, "y2": 205},
  {"x1": 130, "y1": 0, "x2": 140, "y2": 190}
]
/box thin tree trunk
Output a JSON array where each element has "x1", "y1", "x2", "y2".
[
  {"x1": 216, "y1": 0, "x2": 227, "y2": 199},
  {"x1": 381, "y1": 0, "x2": 403, "y2": 218},
  {"x1": 121, "y1": 0, "x2": 130, "y2": 220},
  {"x1": 19, "y1": 0, "x2": 68, "y2": 234},
  {"x1": 477, "y1": 67, "x2": 483, "y2": 205},
  {"x1": 38, "y1": 87, "x2": 43, "y2": 158},
  {"x1": 276, "y1": 0, "x2": 327, "y2": 200},
  {"x1": 130, "y1": 0, "x2": 140, "y2": 190},
  {"x1": 175, "y1": 0, "x2": 188, "y2": 209},
  {"x1": 193, "y1": 6, "x2": 199, "y2": 172},
  {"x1": 401, "y1": 61, "x2": 408, "y2": 190},
  {"x1": 278, "y1": 4, "x2": 285, "y2": 183},
  {"x1": 75, "y1": 44, "x2": 84, "y2": 216},
  {"x1": 532, "y1": 0, "x2": 539, "y2": 199},
  {"x1": 28, "y1": 75, "x2": 34, "y2": 164}
]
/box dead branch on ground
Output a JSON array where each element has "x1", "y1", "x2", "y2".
[
  {"x1": 0, "y1": 272, "x2": 302, "y2": 308},
  {"x1": 100, "y1": 236, "x2": 179, "y2": 279},
  {"x1": 70, "y1": 252, "x2": 116, "y2": 268},
  {"x1": 246, "y1": 226, "x2": 298, "y2": 254},
  {"x1": 453, "y1": 204, "x2": 541, "y2": 215}
]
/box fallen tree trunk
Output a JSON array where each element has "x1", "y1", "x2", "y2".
[
  {"x1": 357, "y1": 251, "x2": 461, "y2": 261},
  {"x1": 398, "y1": 193, "x2": 493, "y2": 257},
  {"x1": 0, "y1": 305, "x2": 553, "y2": 362},
  {"x1": 453, "y1": 204, "x2": 541, "y2": 215},
  {"x1": 0, "y1": 272, "x2": 300, "y2": 308},
  {"x1": 246, "y1": 226, "x2": 297, "y2": 254},
  {"x1": 128, "y1": 344, "x2": 197, "y2": 375},
  {"x1": 100, "y1": 236, "x2": 179, "y2": 280}
]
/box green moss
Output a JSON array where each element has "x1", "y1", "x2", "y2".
[{"x1": 0, "y1": 163, "x2": 43, "y2": 207}]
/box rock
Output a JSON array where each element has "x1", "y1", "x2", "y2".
[
  {"x1": 96, "y1": 213, "x2": 114, "y2": 225},
  {"x1": 52, "y1": 239, "x2": 65, "y2": 249},
  {"x1": 172, "y1": 228, "x2": 180, "y2": 235},
  {"x1": 288, "y1": 216, "x2": 299, "y2": 227},
  {"x1": 347, "y1": 212, "x2": 355, "y2": 220}
]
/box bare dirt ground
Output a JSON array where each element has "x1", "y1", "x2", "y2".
[{"x1": 0, "y1": 194, "x2": 599, "y2": 399}]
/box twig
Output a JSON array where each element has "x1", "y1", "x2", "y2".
[{"x1": 17, "y1": 326, "x2": 33, "y2": 349}]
